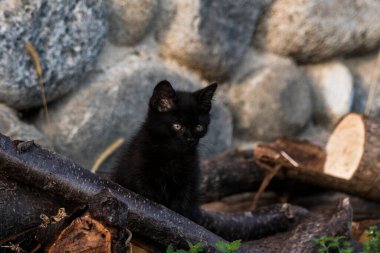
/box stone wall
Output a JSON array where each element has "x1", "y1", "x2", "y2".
[{"x1": 0, "y1": 0, "x2": 379, "y2": 170}]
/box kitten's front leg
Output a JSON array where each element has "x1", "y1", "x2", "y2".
[{"x1": 169, "y1": 186, "x2": 200, "y2": 221}]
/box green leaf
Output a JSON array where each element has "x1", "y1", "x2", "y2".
[
  {"x1": 216, "y1": 241, "x2": 229, "y2": 253},
  {"x1": 341, "y1": 248, "x2": 353, "y2": 253},
  {"x1": 166, "y1": 244, "x2": 175, "y2": 253},
  {"x1": 312, "y1": 236, "x2": 355, "y2": 253},
  {"x1": 228, "y1": 240, "x2": 241, "y2": 251},
  {"x1": 186, "y1": 241, "x2": 204, "y2": 253},
  {"x1": 192, "y1": 242, "x2": 204, "y2": 252}
]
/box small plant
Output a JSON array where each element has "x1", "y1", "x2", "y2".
[
  {"x1": 312, "y1": 236, "x2": 353, "y2": 253},
  {"x1": 166, "y1": 240, "x2": 241, "y2": 253},
  {"x1": 215, "y1": 240, "x2": 241, "y2": 253},
  {"x1": 314, "y1": 226, "x2": 380, "y2": 253},
  {"x1": 362, "y1": 226, "x2": 380, "y2": 253},
  {"x1": 166, "y1": 241, "x2": 204, "y2": 253}
]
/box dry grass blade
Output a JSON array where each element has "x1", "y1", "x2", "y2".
[
  {"x1": 91, "y1": 137, "x2": 125, "y2": 173},
  {"x1": 365, "y1": 48, "x2": 380, "y2": 116},
  {"x1": 25, "y1": 42, "x2": 52, "y2": 139}
]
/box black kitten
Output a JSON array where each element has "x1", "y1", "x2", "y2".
[{"x1": 113, "y1": 80, "x2": 217, "y2": 220}]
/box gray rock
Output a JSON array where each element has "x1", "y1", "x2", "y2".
[
  {"x1": 107, "y1": 0, "x2": 159, "y2": 46},
  {"x1": 0, "y1": 104, "x2": 51, "y2": 147},
  {"x1": 37, "y1": 45, "x2": 232, "y2": 169},
  {"x1": 200, "y1": 99, "x2": 232, "y2": 156},
  {"x1": 228, "y1": 50, "x2": 312, "y2": 141},
  {"x1": 0, "y1": 0, "x2": 107, "y2": 109},
  {"x1": 345, "y1": 53, "x2": 380, "y2": 117},
  {"x1": 305, "y1": 61, "x2": 354, "y2": 127},
  {"x1": 253, "y1": 0, "x2": 380, "y2": 63},
  {"x1": 159, "y1": 0, "x2": 262, "y2": 80},
  {"x1": 297, "y1": 122, "x2": 331, "y2": 148}
]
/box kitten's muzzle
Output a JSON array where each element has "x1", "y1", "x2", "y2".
[{"x1": 185, "y1": 137, "x2": 198, "y2": 147}]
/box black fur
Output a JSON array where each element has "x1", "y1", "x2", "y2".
[{"x1": 113, "y1": 80, "x2": 217, "y2": 220}]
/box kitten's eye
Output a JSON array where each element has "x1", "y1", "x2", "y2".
[
  {"x1": 195, "y1": 124, "x2": 204, "y2": 132},
  {"x1": 172, "y1": 123, "x2": 182, "y2": 131}
]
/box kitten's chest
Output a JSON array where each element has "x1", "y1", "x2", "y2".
[
  {"x1": 154, "y1": 172, "x2": 194, "y2": 206},
  {"x1": 147, "y1": 153, "x2": 197, "y2": 175},
  {"x1": 146, "y1": 156, "x2": 197, "y2": 194}
]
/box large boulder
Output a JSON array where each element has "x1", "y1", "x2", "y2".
[
  {"x1": 159, "y1": 0, "x2": 263, "y2": 80},
  {"x1": 228, "y1": 50, "x2": 312, "y2": 141},
  {"x1": 0, "y1": 0, "x2": 107, "y2": 109},
  {"x1": 36, "y1": 45, "x2": 232, "y2": 169},
  {"x1": 305, "y1": 61, "x2": 354, "y2": 127},
  {"x1": 345, "y1": 53, "x2": 380, "y2": 117},
  {"x1": 107, "y1": 0, "x2": 159, "y2": 46},
  {"x1": 253, "y1": 0, "x2": 380, "y2": 63},
  {"x1": 0, "y1": 104, "x2": 51, "y2": 147}
]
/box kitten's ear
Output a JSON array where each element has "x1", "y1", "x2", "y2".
[
  {"x1": 150, "y1": 80, "x2": 177, "y2": 112},
  {"x1": 194, "y1": 83, "x2": 218, "y2": 112}
]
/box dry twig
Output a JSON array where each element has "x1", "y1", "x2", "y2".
[{"x1": 251, "y1": 150, "x2": 299, "y2": 210}]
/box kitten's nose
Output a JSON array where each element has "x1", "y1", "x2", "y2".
[{"x1": 186, "y1": 137, "x2": 196, "y2": 145}]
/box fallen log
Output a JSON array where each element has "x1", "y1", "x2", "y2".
[
  {"x1": 241, "y1": 198, "x2": 352, "y2": 253},
  {"x1": 255, "y1": 113, "x2": 380, "y2": 203},
  {"x1": 198, "y1": 203, "x2": 307, "y2": 241},
  {"x1": 0, "y1": 133, "x2": 306, "y2": 252},
  {"x1": 203, "y1": 191, "x2": 380, "y2": 221},
  {"x1": 199, "y1": 149, "x2": 265, "y2": 203},
  {"x1": 291, "y1": 192, "x2": 380, "y2": 221}
]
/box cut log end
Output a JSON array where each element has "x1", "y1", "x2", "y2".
[{"x1": 324, "y1": 113, "x2": 365, "y2": 180}]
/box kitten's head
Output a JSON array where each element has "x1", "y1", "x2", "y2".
[{"x1": 147, "y1": 80, "x2": 217, "y2": 151}]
